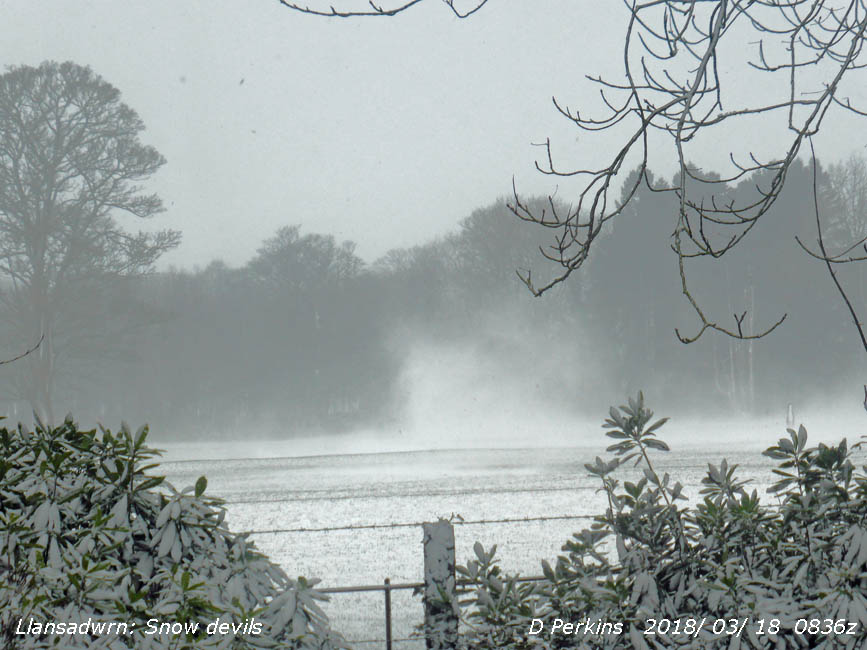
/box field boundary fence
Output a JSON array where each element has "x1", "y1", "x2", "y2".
[
  {"x1": 241, "y1": 512, "x2": 596, "y2": 535},
  {"x1": 243, "y1": 515, "x2": 596, "y2": 648}
]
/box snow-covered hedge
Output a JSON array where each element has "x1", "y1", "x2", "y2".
[
  {"x1": 457, "y1": 394, "x2": 867, "y2": 649},
  {"x1": 0, "y1": 418, "x2": 346, "y2": 649}
]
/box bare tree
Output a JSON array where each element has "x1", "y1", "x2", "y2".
[
  {"x1": 0, "y1": 62, "x2": 180, "y2": 424},
  {"x1": 280, "y1": 1, "x2": 867, "y2": 405},
  {"x1": 797, "y1": 144, "x2": 867, "y2": 410},
  {"x1": 817, "y1": 153, "x2": 867, "y2": 411},
  {"x1": 822, "y1": 153, "x2": 867, "y2": 252}
]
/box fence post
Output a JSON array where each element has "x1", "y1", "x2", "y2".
[
  {"x1": 422, "y1": 520, "x2": 458, "y2": 649},
  {"x1": 384, "y1": 578, "x2": 392, "y2": 650}
]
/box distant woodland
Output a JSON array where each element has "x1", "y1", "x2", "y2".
[{"x1": 1, "y1": 159, "x2": 863, "y2": 439}]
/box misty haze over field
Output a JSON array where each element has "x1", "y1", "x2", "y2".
[{"x1": 0, "y1": 183, "x2": 863, "y2": 457}]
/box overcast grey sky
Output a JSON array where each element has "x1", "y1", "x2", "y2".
[{"x1": 6, "y1": 1, "x2": 866, "y2": 270}]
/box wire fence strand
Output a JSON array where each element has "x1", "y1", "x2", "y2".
[
  {"x1": 241, "y1": 513, "x2": 596, "y2": 536},
  {"x1": 222, "y1": 483, "x2": 592, "y2": 505}
]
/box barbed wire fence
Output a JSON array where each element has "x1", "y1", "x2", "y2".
[
  {"x1": 239, "y1": 513, "x2": 596, "y2": 536},
  {"x1": 234, "y1": 513, "x2": 598, "y2": 649},
  {"x1": 224, "y1": 475, "x2": 792, "y2": 647}
]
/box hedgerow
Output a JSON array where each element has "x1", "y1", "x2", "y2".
[
  {"x1": 457, "y1": 393, "x2": 867, "y2": 649},
  {"x1": 0, "y1": 418, "x2": 346, "y2": 649}
]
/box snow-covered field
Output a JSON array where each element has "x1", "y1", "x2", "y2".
[{"x1": 156, "y1": 432, "x2": 865, "y2": 647}]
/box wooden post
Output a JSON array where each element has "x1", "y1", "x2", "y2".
[
  {"x1": 384, "y1": 578, "x2": 392, "y2": 650},
  {"x1": 422, "y1": 520, "x2": 458, "y2": 649}
]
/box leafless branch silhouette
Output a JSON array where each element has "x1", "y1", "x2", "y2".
[
  {"x1": 276, "y1": 0, "x2": 488, "y2": 19},
  {"x1": 279, "y1": 0, "x2": 867, "y2": 350},
  {"x1": 0, "y1": 333, "x2": 44, "y2": 367}
]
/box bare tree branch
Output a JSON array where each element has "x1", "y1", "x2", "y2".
[
  {"x1": 0, "y1": 333, "x2": 43, "y2": 367},
  {"x1": 276, "y1": 0, "x2": 487, "y2": 18},
  {"x1": 806, "y1": 139, "x2": 867, "y2": 354},
  {"x1": 507, "y1": 1, "x2": 867, "y2": 345}
]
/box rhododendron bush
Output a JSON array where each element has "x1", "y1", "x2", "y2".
[{"x1": 0, "y1": 418, "x2": 346, "y2": 649}]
